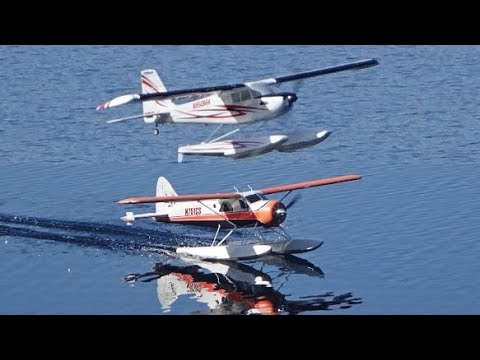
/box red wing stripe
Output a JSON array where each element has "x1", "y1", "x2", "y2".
[
  {"x1": 259, "y1": 174, "x2": 362, "y2": 195},
  {"x1": 117, "y1": 192, "x2": 241, "y2": 204}
]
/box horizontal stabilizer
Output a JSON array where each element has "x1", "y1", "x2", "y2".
[
  {"x1": 120, "y1": 211, "x2": 166, "y2": 222},
  {"x1": 97, "y1": 94, "x2": 140, "y2": 110},
  {"x1": 106, "y1": 112, "x2": 165, "y2": 124}
]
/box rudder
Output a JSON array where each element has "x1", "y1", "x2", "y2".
[
  {"x1": 141, "y1": 69, "x2": 172, "y2": 124},
  {"x1": 156, "y1": 177, "x2": 177, "y2": 213}
]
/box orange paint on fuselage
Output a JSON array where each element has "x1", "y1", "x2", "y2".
[{"x1": 152, "y1": 199, "x2": 286, "y2": 228}]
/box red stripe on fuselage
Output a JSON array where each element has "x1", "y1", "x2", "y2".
[
  {"x1": 154, "y1": 212, "x2": 260, "y2": 227},
  {"x1": 173, "y1": 103, "x2": 264, "y2": 120},
  {"x1": 216, "y1": 104, "x2": 264, "y2": 110}
]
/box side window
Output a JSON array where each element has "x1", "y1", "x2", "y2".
[
  {"x1": 239, "y1": 199, "x2": 248, "y2": 210},
  {"x1": 251, "y1": 90, "x2": 262, "y2": 98},
  {"x1": 231, "y1": 92, "x2": 240, "y2": 103},
  {"x1": 174, "y1": 96, "x2": 194, "y2": 105},
  {"x1": 220, "y1": 201, "x2": 233, "y2": 212},
  {"x1": 240, "y1": 90, "x2": 251, "y2": 101}
]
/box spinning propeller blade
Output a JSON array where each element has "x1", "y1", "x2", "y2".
[{"x1": 285, "y1": 194, "x2": 302, "y2": 209}]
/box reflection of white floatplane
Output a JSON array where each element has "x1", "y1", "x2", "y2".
[
  {"x1": 117, "y1": 174, "x2": 361, "y2": 260},
  {"x1": 124, "y1": 255, "x2": 362, "y2": 315},
  {"x1": 97, "y1": 59, "x2": 378, "y2": 161}
]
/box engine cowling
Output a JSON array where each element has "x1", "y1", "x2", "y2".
[{"x1": 255, "y1": 200, "x2": 287, "y2": 227}]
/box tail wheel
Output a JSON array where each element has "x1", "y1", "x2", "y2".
[{"x1": 153, "y1": 128, "x2": 160, "y2": 135}]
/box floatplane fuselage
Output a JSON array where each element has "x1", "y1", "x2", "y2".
[
  {"x1": 121, "y1": 189, "x2": 287, "y2": 228},
  {"x1": 140, "y1": 88, "x2": 296, "y2": 127}
]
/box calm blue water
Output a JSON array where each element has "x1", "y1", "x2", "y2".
[{"x1": 1, "y1": 45, "x2": 479, "y2": 314}]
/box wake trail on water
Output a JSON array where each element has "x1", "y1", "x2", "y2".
[{"x1": 0, "y1": 212, "x2": 201, "y2": 253}]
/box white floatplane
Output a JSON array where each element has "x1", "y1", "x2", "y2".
[{"x1": 97, "y1": 59, "x2": 378, "y2": 161}]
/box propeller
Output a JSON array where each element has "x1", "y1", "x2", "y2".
[
  {"x1": 285, "y1": 194, "x2": 302, "y2": 209},
  {"x1": 272, "y1": 202, "x2": 287, "y2": 226},
  {"x1": 291, "y1": 79, "x2": 304, "y2": 93}
]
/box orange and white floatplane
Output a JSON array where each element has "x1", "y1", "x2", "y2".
[{"x1": 116, "y1": 174, "x2": 361, "y2": 260}]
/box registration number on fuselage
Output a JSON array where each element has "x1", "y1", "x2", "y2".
[
  {"x1": 185, "y1": 207, "x2": 202, "y2": 216},
  {"x1": 193, "y1": 98, "x2": 211, "y2": 109}
]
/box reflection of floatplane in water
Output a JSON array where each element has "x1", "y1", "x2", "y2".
[
  {"x1": 117, "y1": 174, "x2": 361, "y2": 260},
  {"x1": 97, "y1": 59, "x2": 378, "y2": 162},
  {"x1": 124, "y1": 255, "x2": 362, "y2": 315}
]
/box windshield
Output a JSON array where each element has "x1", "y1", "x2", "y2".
[{"x1": 245, "y1": 193, "x2": 265, "y2": 203}]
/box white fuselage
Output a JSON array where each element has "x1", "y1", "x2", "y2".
[
  {"x1": 151, "y1": 90, "x2": 292, "y2": 125},
  {"x1": 154, "y1": 192, "x2": 273, "y2": 227}
]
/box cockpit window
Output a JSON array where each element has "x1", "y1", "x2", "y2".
[
  {"x1": 238, "y1": 199, "x2": 248, "y2": 210},
  {"x1": 240, "y1": 89, "x2": 251, "y2": 101},
  {"x1": 220, "y1": 199, "x2": 249, "y2": 212},
  {"x1": 174, "y1": 96, "x2": 194, "y2": 105},
  {"x1": 251, "y1": 90, "x2": 262, "y2": 98},
  {"x1": 245, "y1": 193, "x2": 264, "y2": 203},
  {"x1": 174, "y1": 93, "x2": 209, "y2": 105},
  {"x1": 231, "y1": 90, "x2": 252, "y2": 103}
]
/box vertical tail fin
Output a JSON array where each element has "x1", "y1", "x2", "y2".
[
  {"x1": 141, "y1": 69, "x2": 172, "y2": 123},
  {"x1": 156, "y1": 177, "x2": 177, "y2": 213}
]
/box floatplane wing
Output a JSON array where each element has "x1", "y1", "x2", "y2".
[
  {"x1": 97, "y1": 59, "x2": 378, "y2": 110},
  {"x1": 117, "y1": 174, "x2": 361, "y2": 205},
  {"x1": 252, "y1": 58, "x2": 379, "y2": 86},
  {"x1": 117, "y1": 191, "x2": 241, "y2": 205},
  {"x1": 258, "y1": 174, "x2": 362, "y2": 195}
]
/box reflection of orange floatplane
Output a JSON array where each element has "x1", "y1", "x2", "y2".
[{"x1": 124, "y1": 255, "x2": 362, "y2": 315}]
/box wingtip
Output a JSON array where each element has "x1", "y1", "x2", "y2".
[{"x1": 359, "y1": 58, "x2": 379, "y2": 68}]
